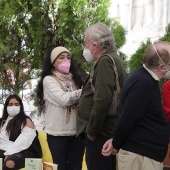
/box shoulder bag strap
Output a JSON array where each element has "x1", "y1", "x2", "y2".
[{"x1": 89, "y1": 55, "x2": 121, "y2": 94}]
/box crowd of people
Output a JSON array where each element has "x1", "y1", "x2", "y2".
[{"x1": 0, "y1": 22, "x2": 170, "y2": 170}]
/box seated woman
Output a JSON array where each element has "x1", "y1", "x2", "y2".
[{"x1": 0, "y1": 94, "x2": 42, "y2": 170}]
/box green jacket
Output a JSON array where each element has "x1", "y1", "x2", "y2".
[{"x1": 77, "y1": 48, "x2": 127, "y2": 138}]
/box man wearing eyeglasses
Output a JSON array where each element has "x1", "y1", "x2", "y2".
[{"x1": 102, "y1": 41, "x2": 170, "y2": 170}]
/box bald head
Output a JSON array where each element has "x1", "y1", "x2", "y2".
[{"x1": 144, "y1": 41, "x2": 170, "y2": 69}]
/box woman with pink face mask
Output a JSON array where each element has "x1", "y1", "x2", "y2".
[
  {"x1": 37, "y1": 46, "x2": 87, "y2": 170},
  {"x1": 0, "y1": 94, "x2": 42, "y2": 170}
]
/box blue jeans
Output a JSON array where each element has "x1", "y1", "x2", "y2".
[{"x1": 47, "y1": 135, "x2": 85, "y2": 170}]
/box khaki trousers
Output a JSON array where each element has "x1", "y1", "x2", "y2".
[{"x1": 118, "y1": 149, "x2": 163, "y2": 170}]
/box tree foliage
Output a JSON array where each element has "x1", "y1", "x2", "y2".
[
  {"x1": 111, "y1": 20, "x2": 127, "y2": 69},
  {"x1": 128, "y1": 23, "x2": 170, "y2": 74},
  {"x1": 128, "y1": 39, "x2": 152, "y2": 74},
  {"x1": 111, "y1": 20, "x2": 126, "y2": 49},
  {"x1": 128, "y1": 24, "x2": 170, "y2": 91},
  {"x1": 159, "y1": 24, "x2": 170, "y2": 42},
  {"x1": 0, "y1": 0, "x2": 55, "y2": 96},
  {"x1": 0, "y1": 0, "x2": 127, "y2": 101},
  {"x1": 55, "y1": 0, "x2": 113, "y2": 72}
]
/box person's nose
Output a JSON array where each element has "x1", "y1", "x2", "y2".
[{"x1": 63, "y1": 57, "x2": 69, "y2": 61}]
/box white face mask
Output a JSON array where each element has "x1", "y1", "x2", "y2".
[
  {"x1": 7, "y1": 106, "x2": 20, "y2": 117},
  {"x1": 153, "y1": 44, "x2": 170, "y2": 79},
  {"x1": 83, "y1": 48, "x2": 94, "y2": 62},
  {"x1": 164, "y1": 70, "x2": 170, "y2": 79}
]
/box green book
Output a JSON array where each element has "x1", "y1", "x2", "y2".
[{"x1": 25, "y1": 158, "x2": 42, "y2": 170}]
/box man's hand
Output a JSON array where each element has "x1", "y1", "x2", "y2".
[{"x1": 102, "y1": 138, "x2": 117, "y2": 156}]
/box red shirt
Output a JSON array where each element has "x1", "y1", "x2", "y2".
[{"x1": 163, "y1": 80, "x2": 170, "y2": 124}]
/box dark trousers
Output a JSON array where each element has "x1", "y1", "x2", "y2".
[
  {"x1": 85, "y1": 135, "x2": 116, "y2": 170},
  {"x1": 47, "y1": 134, "x2": 85, "y2": 170},
  {"x1": 0, "y1": 149, "x2": 25, "y2": 170}
]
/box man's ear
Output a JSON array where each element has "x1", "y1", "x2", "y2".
[
  {"x1": 157, "y1": 63, "x2": 165, "y2": 71},
  {"x1": 92, "y1": 42, "x2": 97, "y2": 48}
]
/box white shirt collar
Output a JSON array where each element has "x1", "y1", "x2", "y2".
[{"x1": 143, "y1": 64, "x2": 160, "y2": 81}]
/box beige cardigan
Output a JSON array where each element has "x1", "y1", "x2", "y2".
[{"x1": 43, "y1": 74, "x2": 81, "y2": 136}]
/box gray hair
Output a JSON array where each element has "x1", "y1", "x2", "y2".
[
  {"x1": 85, "y1": 23, "x2": 116, "y2": 50},
  {"x1": 143, "y1": 41, "x2": 170, "y2": 69}
]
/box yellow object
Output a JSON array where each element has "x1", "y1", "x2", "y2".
[
  {"x1": 82, "y1": 154, "x2": 87, "y2": 170},
  {"x1": 38, "y1": 130, "x2": 87, "y2": 169},
  {"x1": 37, "y1": 130, "x2": 53, "y2": 163},
  {"x1": 21, "y1": 130, "x2": 87, "y2": 170}
]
